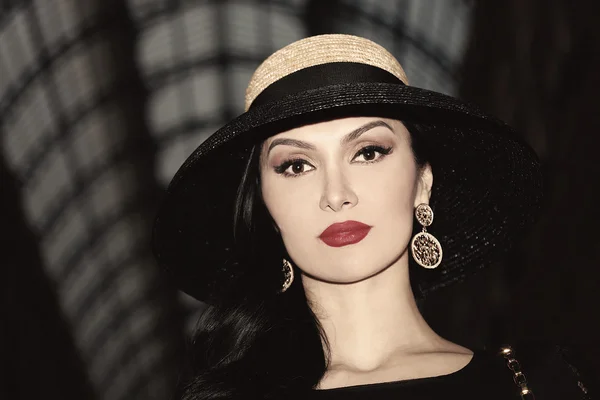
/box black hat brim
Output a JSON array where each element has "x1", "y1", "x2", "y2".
[{"x1": 152, "y1": 82, "x2": 543, "y2": 303}]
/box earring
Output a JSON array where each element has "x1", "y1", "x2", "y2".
[
  {"x1": 280, "y1": 259, "x2": 294, "y2": 293},
  {"x1": 411, "y1": 203, "x2": 443, "y2": 269}
]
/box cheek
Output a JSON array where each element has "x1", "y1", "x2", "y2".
[
  {"x1": 358, "y1": 161, "x2": 417, "y2": 211},
  {"x1": 261, "y1": 176, "x2": 317, "y2": 234},
  {"x1": 354, "y1": 162, "x2": 418, "y2": 254},
  {"x1": 261, "y1": 176, "x2": 327, "y2": 270}
]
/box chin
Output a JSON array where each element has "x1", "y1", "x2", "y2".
[{"x1": 308, "y1": 250, "x2": 400, "y2": 284}]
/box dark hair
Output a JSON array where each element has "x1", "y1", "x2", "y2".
[{"x1": 177, "y1": 120, "x2": 430, "y2": 399}]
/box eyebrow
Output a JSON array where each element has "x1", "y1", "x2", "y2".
[{"x1": 267, "y1": 120, "x2": 393, "y2": 155}]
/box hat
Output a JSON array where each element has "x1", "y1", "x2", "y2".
[{"x1": 152, "y1": 34, "x2": 543, "y2": 303}]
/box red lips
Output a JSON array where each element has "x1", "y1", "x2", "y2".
[{"x1": 319, "y1": 220, "x2": 372, "y2": 247}]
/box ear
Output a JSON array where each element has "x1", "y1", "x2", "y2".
[{"x1": 414, "y1": 163, "x2": 433, "y2": 208}]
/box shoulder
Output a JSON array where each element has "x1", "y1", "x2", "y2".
[{"x1": 484, "y1": 340, "x2": 595, "y2": 399}]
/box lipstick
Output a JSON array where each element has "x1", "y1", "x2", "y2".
[{"x1": 319, "y1": 220, "x2": 372, "y2": 248}]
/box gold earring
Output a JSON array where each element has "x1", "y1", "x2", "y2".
[
  {"x1": 411, "y1": 203, "x2": 443, "y2": 269},
  {"x1": 280, "y1": 259, "x2": 294, "y2": 293}
]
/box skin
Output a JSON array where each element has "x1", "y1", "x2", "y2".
[{"x1": 260, "y1": 116, "x2": 473, "y2": 389}]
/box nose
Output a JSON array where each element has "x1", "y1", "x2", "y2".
[{"x1": 319, "y1": 167, "x2": 358, "y2": 212}]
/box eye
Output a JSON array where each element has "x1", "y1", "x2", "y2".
[
  {"x1": 352, "y1": 145, "x2": 393, "y2": 163},
  {"x1": 274, "y1": 159, "x2": 315, "y2": 177}
]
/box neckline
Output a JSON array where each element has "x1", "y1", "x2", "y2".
[{"x1": 312, "y1": 350, "x2": 478, "y2": 393}]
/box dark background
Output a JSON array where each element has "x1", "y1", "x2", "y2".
[{"x1": 1, "y1": 1, "x2": 598, "y2": 399}]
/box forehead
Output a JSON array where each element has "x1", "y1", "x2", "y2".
[{"x1": 263, "y1": 116, "x2": 405, "y2": 145}]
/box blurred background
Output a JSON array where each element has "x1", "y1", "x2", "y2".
[{"x1": 1, "y1": 0, "x2": 598, "y2": 399}]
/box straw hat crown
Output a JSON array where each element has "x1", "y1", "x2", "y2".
[{"x1": 245, "y1": 34, "x2": 410, "y2": 111}]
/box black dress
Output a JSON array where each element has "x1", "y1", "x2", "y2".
[{"x1": 308, "y1": 343, "x2": 594, "y2": 399}]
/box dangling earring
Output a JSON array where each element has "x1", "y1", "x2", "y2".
[
  {"x1": 280, "y1": 259, "x2": 294, "y2": 293},
  {"x1": 411, "y1": 203, "x2": 443, "y2": 269}
]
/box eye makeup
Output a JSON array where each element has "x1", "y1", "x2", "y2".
[
  {"x1": 351, "y1": 144, "x2": 393, "y2": 163},
  {"x1": 273, "y1": 157, "x2": 315, "y2": 177},
  {"x1": 272, "y1": 142, "x2": 394, "y2": 177}
]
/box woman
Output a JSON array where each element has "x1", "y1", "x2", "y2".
[{"x1": 153, "y1": 35, "x2": 594, "y2": 399}]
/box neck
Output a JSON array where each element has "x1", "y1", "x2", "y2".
[{"x1": 301, "y1": 253, "x2": 451, "y2": 372}]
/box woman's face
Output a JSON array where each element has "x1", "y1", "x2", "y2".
[{"x1": 260, "y1": 117, "x2": 432, "y2": 283}]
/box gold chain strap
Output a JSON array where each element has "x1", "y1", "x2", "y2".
[{"x1": 499, "y1": 346, "x2": 535, "y2": 399}]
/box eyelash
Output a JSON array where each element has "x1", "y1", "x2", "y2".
[{"x1": 274, "y1": 145, "x2": 393, "y2": 177}]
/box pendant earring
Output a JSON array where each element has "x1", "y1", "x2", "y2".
[
  {"x1": 280, "y1": 259, "x2": 294, "y2": 293},
  {"x1": 411, "y1": 203, "x2": 443, "y2": 269}
]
